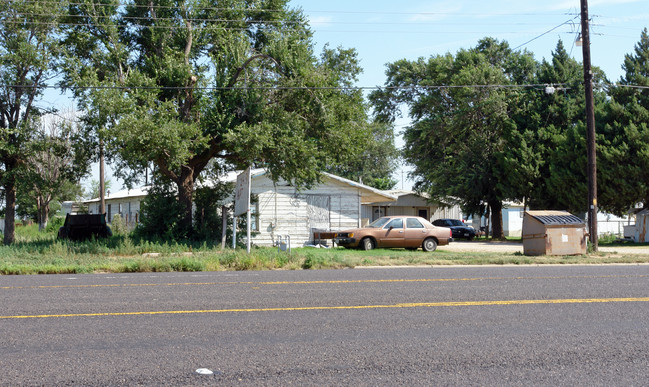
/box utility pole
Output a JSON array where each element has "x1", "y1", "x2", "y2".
[
  {"x1": 580, "y1": 0, "x2": 598, "y2": 251},
  {"x1": 99, "y1": 139, "x2": 106, "y2": 215}
]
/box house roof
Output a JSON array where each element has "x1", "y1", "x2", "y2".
[
  {"x1": 321, "y1": 172, "x2": 396, "y2": 203},
  {"x1": 233, "y1": 169, "x2": 396, "y2": 204},
  {"x1": 84, "y1": 186, "x2": 150, "y2": 203},
  {"x1": 370, "y1": 190, "x2": 430, "y2": 206}
]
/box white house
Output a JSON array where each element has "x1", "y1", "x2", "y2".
[
  {"x1": 362, "y1": 190, "x2": 463, "y2": 224},
  {"x1": 242, "y1": 170, "x2": 396, "y2": 246}
]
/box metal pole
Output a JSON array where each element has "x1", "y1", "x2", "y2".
[
  {"x1": 221, "y1": 205, "x2": 227, "y2": 250},
  {"x1": 233, "y1": 217, "x2": 237, "y2": 249},
  {"x1": 580, "y1": 0, "x2": 598, "y2": 251},
  {"x1": 99, "y1": 138, "x2": 105, "y2": 215}
]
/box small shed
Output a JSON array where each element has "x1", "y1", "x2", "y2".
[{"x1": 523, "y1": 210, "x2": 588, "y2": 256}]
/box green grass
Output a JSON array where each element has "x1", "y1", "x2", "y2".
[{"x1": 1, "y1": 224, "x2": 648, "y2": 275}]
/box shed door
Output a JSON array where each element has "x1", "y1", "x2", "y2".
[{"x1": 307, "y1": 195, "x2": 331, "y2": 232}]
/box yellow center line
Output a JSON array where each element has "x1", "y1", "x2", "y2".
[
  {"x1": 3, "y1": 297, "x2": 648, "y2": 319},
  {"x1": 1, "y1": 275, "x2": 644, "y2": 290},
  {"x1": 0, "y1": 278, "x2": 483, "y2": 290}
]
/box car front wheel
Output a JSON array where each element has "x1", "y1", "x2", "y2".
[
  {"x1": 361, "y1": 237, "x2": 375, "y2": 251},
  {"x1": 422, "y1": 238, "x2": 438, "y2": 252}
]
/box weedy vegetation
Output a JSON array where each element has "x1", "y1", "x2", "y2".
[{"x1": 1, "y1": 223, "x2": 648, "y2": 275}]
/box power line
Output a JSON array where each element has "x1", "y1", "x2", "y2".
[
  {"x1": 513, "y1": 15, "x2": 580, "y2": 51},
  {"x1": 12, "y1": 11, "x2": 592, "y2": 28},
  {"x1": 3, "y1": 83, "x2": 570, "y2": 91},
  {"x1": 19, "y1": 1, "x2": 582, "y2": 18},
  {"x1": 8, "y1": 82, "x2": 647, "y2": 92}
]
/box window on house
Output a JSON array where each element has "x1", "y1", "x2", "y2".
[{"x1": 239, "y1": 197, "x2": 259, "y2": 231}]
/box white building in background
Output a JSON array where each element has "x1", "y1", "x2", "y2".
[{"x1": 84, "y1": 187, "x2": 149, "y2": 229}]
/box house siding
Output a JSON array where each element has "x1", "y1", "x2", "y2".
[
  {"x1": 88, "y1": 197, "x2": 144, "y2": 228},
  {"x1": 250, "y1": 175, "x2": 361, "y2": 247},
  {"x1": 362, "y1": 192, "x2": 463, "y2": 223}
]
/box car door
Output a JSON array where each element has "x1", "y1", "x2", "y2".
[
  {"x1": 404, "y1": 217, "x2": 428, "y2": 248},
  {"x1": 378, "y1": 218, "x2": 405, "y2": 247}
]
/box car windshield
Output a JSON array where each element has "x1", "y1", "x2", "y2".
[
  {"x1": 447, "y1": 219, "x2": 465, "y2": 226},
  {"x1": 366, "y1": 217, "x2": 391, "y2": 228}
]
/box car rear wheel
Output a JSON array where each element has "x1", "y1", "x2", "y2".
[
  {"x1": 361, "y1": 237, "x2": 375, "y2": 251},
  {"x1": 422, "y1": 238, "x2": 437, "y2": 252}
]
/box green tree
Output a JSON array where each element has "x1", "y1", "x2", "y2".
[
  {"x1": 86, "y1": 178, "x2": 112, "y2": 200},
  {"x1": 327, "y1": 121, "x2": 399, "y2": 190},
  {"x1": 504, "y1": 40, "x2": 587, "y2": 213},
  {"x1": 371, "y1": 38, "x2": 536, "y2": 238},
  {"x1": 599, "y1": 28, "x2": 649, "y2": 214},
  {"x1": 0, "y1": 0, "x2": 65, "y2": 244},
  {"x1": 63, "y1": 0, "x2": 369, "y2": 238},
  {"x1": 16, "y1": 113, "x2": 89, "y2": 231}
]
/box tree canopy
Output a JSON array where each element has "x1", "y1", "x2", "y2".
[
  {"x1": 0, "y1": 0, "x2": 66, "y2": 244},
  {"x1": 371, "y1": 32, "x2": 649, "y2": 235},
  {"x1": 62, "y1": 0, "x2": 374, "y2": 237},
  {"x1": 598, "y1": 28, "x2": 649, "y2": 214},
  {"x1": 370, "y1": 38, "x2": 537, "y2": 238}
]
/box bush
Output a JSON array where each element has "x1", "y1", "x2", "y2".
[
  {"x1": 133, "y1": 177, "x2": 187, "y2": 240},
  {"x1": 45, "y1": 216, "x2": 65, "y2": 233},
  {"x1": 110, "y1": 214, "x2": 128, "y2": 235}
]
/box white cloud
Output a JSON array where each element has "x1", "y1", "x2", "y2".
[{"x1": 309, "y1": 15, "x2": 333, "y2": 27}]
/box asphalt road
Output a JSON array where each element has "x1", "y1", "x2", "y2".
[{"x1": 2, "y1": 265, "x2": 649, "y2": 386}]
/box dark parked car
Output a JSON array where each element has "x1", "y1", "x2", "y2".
[
  {"x1": 432, "y1": 218, "x2": 476, "y2": 240},
  {"x1": 333, "y1": 216, "x2": 453, "y2": 251}
]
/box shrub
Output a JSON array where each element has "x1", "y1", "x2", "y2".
[
  {"x1": 45, "y1": 216, "x2": 65, "y2": 233},
  {"x1": 110, "y1": 214, "x2": 128, "y2": 235}
]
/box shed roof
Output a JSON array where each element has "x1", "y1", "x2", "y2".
[
  {"x1": 526, "y1": 210, "x2": 585, "y2": 226},
  {"x1": 84, "y1": 186, "x2": 150, "y2": 203}
]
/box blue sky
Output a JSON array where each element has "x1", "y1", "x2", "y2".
[{"x1": 289, "y1": 0, "x2": 648, "y2": 189}]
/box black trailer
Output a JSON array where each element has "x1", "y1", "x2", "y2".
[{"x1": 57, "y1": 214, "x2": 112, "y2": 241}]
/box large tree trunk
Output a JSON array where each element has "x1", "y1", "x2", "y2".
[
  {"x1": 176, "y1": 166, "x2": 195, "y2": 237},
  {"x1": 489, "y1": 199, "x2": 504, "y2": 240},
  {"x1": 38, "y1": 199, "x2": 50, "y2": 232},
  {"x1": 3, "y1": 175, "x2": 16, "y2": 245}
]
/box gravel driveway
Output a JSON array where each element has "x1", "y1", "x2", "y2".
[{"x1": 445, "y1": 241, "x2": 649, "y2": 255}]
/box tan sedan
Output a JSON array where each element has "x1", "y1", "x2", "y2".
[{"x1": 333, "y1": 216, "x2": 453, "y2": 251}]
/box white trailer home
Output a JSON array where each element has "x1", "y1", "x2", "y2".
[{"x1": 243, "y1": 170, "x2": 396, "y2": 246}]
